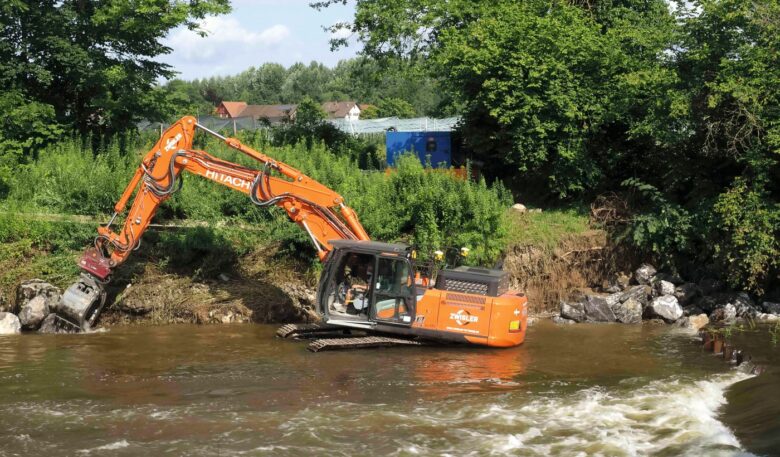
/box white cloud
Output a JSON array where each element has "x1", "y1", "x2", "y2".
[
  {"x1": 165, "y1": 17, "x2": 290, "y2": 63},
  {"x1": 329, "y1": 25, "x2": 353, "y2": 40}
]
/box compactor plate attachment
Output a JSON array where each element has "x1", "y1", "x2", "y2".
[{"x1": 57, "y1": 274, "x2": 106, "y2": 331}]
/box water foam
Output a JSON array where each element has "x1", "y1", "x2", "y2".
[{"x1": 472, "y1": 372, "x2": 754, "y2": 456}]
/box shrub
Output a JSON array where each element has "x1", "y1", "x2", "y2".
[{"x1": 1, "y1": 136, "x2": 513, "y2": 267}]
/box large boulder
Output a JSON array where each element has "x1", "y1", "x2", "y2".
[
  {"x1": 604, "y1": 273, "x2": 631, "y2": 294},
  {"x1": 619, "y1": 285, "x2": 651, "y2": 306},
  {"x1": 711, "y1": 303, "x2": 737, "y2": 323},
  {"x1": 612, "y1": 297, "x2": 643, "y2": 324},
  {"x1": 511, "y1": 203, "x2": 527, "y2": 214},
  {"x1": 0, "y1": 312, "x2": 21, "y2": 335},
  {"x1": 552, "y1": 316, "x2": 576, "y2": 325},
  {"x1": 696, "y1": 292, "x2": 758, "y2": 317},
  {"x1": 646, "y1": 295, "x2": 683, "y2": 322},
  {"x1": 18, "y1": 295, "x2": 49, "y2": 330},
  {"x1": 757, "y1": 313, "x2": 780, "y2": 323},
  {"x1": 560, "y1": 301, "x2": 586, "y2": 322},
  {"x1": 655, "y1": 280, "x2": 676, "y2": 297},
  {"x1": 38, "y1": 313, "x2": 78, "y2": 334},
  {"x1": 15, "y1": 279, "x2": 61, "y2": 314},
  {"x1": 634, "y1": 264, "x2": 657, "y2": 285},
  {"x1": 762, "y1": 302, "x2": 780, "y2": 315},
  {"x1": 583, "y1": 295, "x2": 616, "y2": 322}
]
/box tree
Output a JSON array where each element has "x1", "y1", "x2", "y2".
[
  {"x1": 0, "y1": 0, "x2": 230, "y2": 143},
  {"x1": 318, "y1": 0, "x2": 779, "y2": 292},
  {"x1": 377, "y1": 98, "x2": 416, "y2": 118}
]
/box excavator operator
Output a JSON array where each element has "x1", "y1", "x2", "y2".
[{"x1": 335, "y1": 253, "x2": 373, "y2": 316}]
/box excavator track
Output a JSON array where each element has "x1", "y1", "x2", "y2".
[
  {"x1": 276, "y1": 322, "x2": 353, "y2": 339},
  {"x1": 307, "y1": 336, "x2": 425, "y2": 352}
]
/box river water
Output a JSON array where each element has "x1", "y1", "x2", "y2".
[{"x1": 0, "y1": 321, "x2": 776, "y2": 456}]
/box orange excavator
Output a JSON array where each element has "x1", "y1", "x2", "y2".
[{"x1": 57, "y1": 116, "x2": 528, "y2": 348}]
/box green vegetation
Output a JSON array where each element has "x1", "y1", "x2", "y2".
[
  {"x1": 2, "y1": 0, "x2": 778, "y2": 296},
  {"x1": 0, "y1": 136, "x2": 512, "y2": 282},
  {"x1": 508, "y1": 209, "x2": 592, "y2": 252},
  {"x1": 322, "y1": 0, "x2": 779, "y2": 294},
  {"x1": 0, "y1": 0, "x2": 230, "y2": 145},
  {"x1": 163, "y1": 57, "x2": 449, "y2": 120}
]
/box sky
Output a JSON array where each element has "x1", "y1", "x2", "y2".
[{"x1": 160, "y1": 0, "x2": 360, "y2": 81}]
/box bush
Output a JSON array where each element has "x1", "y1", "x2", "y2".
[{"x1": 1, "y1": 136, "x2": 513, "y2": 267}]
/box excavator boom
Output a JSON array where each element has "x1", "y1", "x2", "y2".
[{"x1": 62, "y1": 116, "x2": 368, "y2": 329}]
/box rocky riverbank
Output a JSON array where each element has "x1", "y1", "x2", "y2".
[{"x1": 554, "y1": 263, "x2": 780, "y2": 331}]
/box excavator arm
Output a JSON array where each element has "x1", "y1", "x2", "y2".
[{"x1": 59, "y1": 115, "x2": 369, "y2": 329}]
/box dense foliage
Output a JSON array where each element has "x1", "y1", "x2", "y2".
[
  {"x1": 0, "y1": 136, "x2": 511, "y2": 266},
  {"x1": 0, "y1": 0, "x2": 230, "y2": 148},
  {"x1": 323, "y1": 0, "x2": 779, "y2": 293},
  {"x1": 163, "y1": 57, "x2": 451, "y2": 120}
]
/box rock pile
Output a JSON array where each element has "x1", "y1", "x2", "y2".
[
  {"x1": 554, "y1": 263, "x2": 776, "y2": 331},
  {"x1": 0, "y1": 279, "x2": 75, "y2": 335}
]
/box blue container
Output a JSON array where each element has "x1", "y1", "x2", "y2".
[{"x1": 386, "y1": 132, "x2": 452, "y2": 168}]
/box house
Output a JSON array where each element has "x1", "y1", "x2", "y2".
[
  {"x1": 322, "y1": 101, "x2": 361, "y2": 121},
  {"x1": 215, "y1": 101, "x2": 247, "y2": 119},
  {"x1": 239, "y1": 104, "x2": 297, "y2": 124}
]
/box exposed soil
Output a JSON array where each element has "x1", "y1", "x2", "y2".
[
  {"x1": 88, "y1": 247, "x2": 319, "y2": 326},
  {"x1": 503, "y1": 229, "x2": 631, "y2": 314}
]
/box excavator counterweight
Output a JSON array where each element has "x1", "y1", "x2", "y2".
[{"x1": 57, "y1": 116, "x2": 528, "y2": 348}]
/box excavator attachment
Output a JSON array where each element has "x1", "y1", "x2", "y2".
[{"x1": 56, "y1": 274, "x2": 106, "y2": 331}]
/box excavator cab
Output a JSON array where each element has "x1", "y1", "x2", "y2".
[{"x1": 318, "y1": 240, "x2": 417, "y2": 328}]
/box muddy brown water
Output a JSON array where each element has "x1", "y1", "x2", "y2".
[{"x1": 0, "y1": 321, "x2": 776, "y2": 456}]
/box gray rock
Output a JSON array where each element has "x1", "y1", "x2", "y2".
[
  {"x1": 619, "y1": 285, "x2": 651, "y2": 306},
  {"x1": 511, "y1": 203, "x2": 527, "y2": 214},
  {"x1": 38, "y1": 313, "x2": 78, "y2": 334},
  {"x1": 18, "y1": 295, "x2": 49, "y2": 330},
  {"x1": 721, "y1": 303, "x2": 737, "y2": 324},
  {"x1": 208, "y1": 308, "x2": 250, "y2": 324},
  {"x1": 15, "y1": 279, "x2": 61, "y2": 314},
  {"x1": 0, "y1": 312, "x2": 21, "y2": 335},
  {"x1": 612, "y1": 297, "x2": 642, "y2": 324},
  {"x1": 711, "y1": 303, "x2": 737, "y2": 323},
  {"x1": 655, "y1": 280, "x2": 676, "y2": 297},
  {"x1": 757, "y1": 313, "x2": 780, "y2": 323},
  {"x1": 675, "y1": 283, "x2": 701, "y2": 307},
  {"x1": 697, "y1": 292, "x2": 757, "y2": 317},
  {"x1": 634, "y1": 264, "x2": 657, "y2": 285},
  {"x1": 646, "y1": 295, "x2": 683, "y2": 322},
  {"x1": 604, "y1": 273, "x2": 631, "y2": 293},
  {"x1": 583, "y1": 295, "x2": 616, "y2": 322},
  {"x1": 552, "y1": 316, "x2": 576, "y2": 325},
  {"x1": 762, "y1": 301, "x2": 780, "y2": 315},
  {"x1": 560, "y1": 301, "x2": 586, "y2": 322}
]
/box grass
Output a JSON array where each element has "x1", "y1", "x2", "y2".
[{"x1": 507, "y1": 207, "x2": 592, "y2": 251}]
